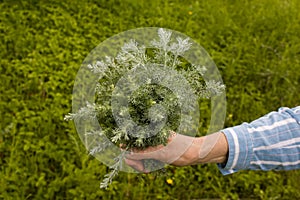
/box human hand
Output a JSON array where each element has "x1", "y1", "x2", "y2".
[{"x1": 125, "y1": 131, "x2": 228, "y2": 173}]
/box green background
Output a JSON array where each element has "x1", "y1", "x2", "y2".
[{"x1": 1, "y1": 0, "x2": 300, "y2": 199}]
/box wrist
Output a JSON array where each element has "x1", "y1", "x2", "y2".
[
  {"x1": 197, "y1": 132, "x2": 229, "y2": 164},
  {"x1": 186, "y1": 137, "x2": 204, "y2": 165}
]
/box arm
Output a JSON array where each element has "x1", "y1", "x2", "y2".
[
  {"x1": 126, "y1": 106, "x2": 300, "y2": 174},
  {"x1": 219, "y1": 106, "x2": 300, "y2": 174},
  {"x1": 125, "y1": 132, "x2": 229, "y2": 172}
]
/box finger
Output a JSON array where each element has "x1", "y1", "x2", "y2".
[
  {"x1": 119, "y1": 143, "x2": 127, "y2": 150},
  {"x1": 125, "y1": 145, "x2": 164, "y2": 160},
  {"x1": 125, "y1": 151, "x2": 151, "y2": 160},
  {"x1": 124, "y1": 159, "x2": 149, "y2": 173},
  {"x1": 125, "y1": 131, "x2": 178, "y2": 161}
]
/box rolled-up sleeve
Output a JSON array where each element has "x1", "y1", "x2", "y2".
[{"x1": 218, "y1": 106, "x2": 300, "y2": 175}]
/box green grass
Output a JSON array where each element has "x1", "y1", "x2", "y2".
[{"x1": 1, "y1": 0, "x2": 300, "y2": 199}]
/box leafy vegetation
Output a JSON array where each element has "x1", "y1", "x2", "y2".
[
  {"x1": 1, "y1": 0, "x2": 300, "y2": 199},
  {"x1": 65, "y1": 28, "x2": 224, "y2": 188}
]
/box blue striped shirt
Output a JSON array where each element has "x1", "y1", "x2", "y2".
[{"x1": 218, "y1": 106, "x2": 300, "y2": 174}]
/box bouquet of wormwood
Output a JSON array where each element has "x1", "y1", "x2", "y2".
[{"x1": 65, "y1": 28, "x2": 225, "y2": 188}]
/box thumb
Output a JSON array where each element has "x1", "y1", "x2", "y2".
[{"x1": 124, "y1": 158, "x2": 149, "y2": 173}]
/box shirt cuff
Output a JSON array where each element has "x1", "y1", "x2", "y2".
[{"x1": 217, "y1": 123, "x2": 254, "y2": 175}]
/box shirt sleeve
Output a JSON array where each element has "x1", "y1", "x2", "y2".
[{"x1": 218, "y1": 106, "x2": 300, "y2": 175}]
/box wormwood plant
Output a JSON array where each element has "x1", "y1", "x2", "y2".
[{"x1": 65, "y1": 28, "x2": 225, "y2": 188}]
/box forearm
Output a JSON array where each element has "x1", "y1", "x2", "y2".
[
  {"x1": 125, "y1": 106, "x2": 300, "y2": 174},
  {"x1": 219, "y1": 106, "x2": 300, "y2": 174}
]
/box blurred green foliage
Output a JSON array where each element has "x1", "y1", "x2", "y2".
[{"x1": 1, "y1": 0, "x2": 300, "y2": 199}]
